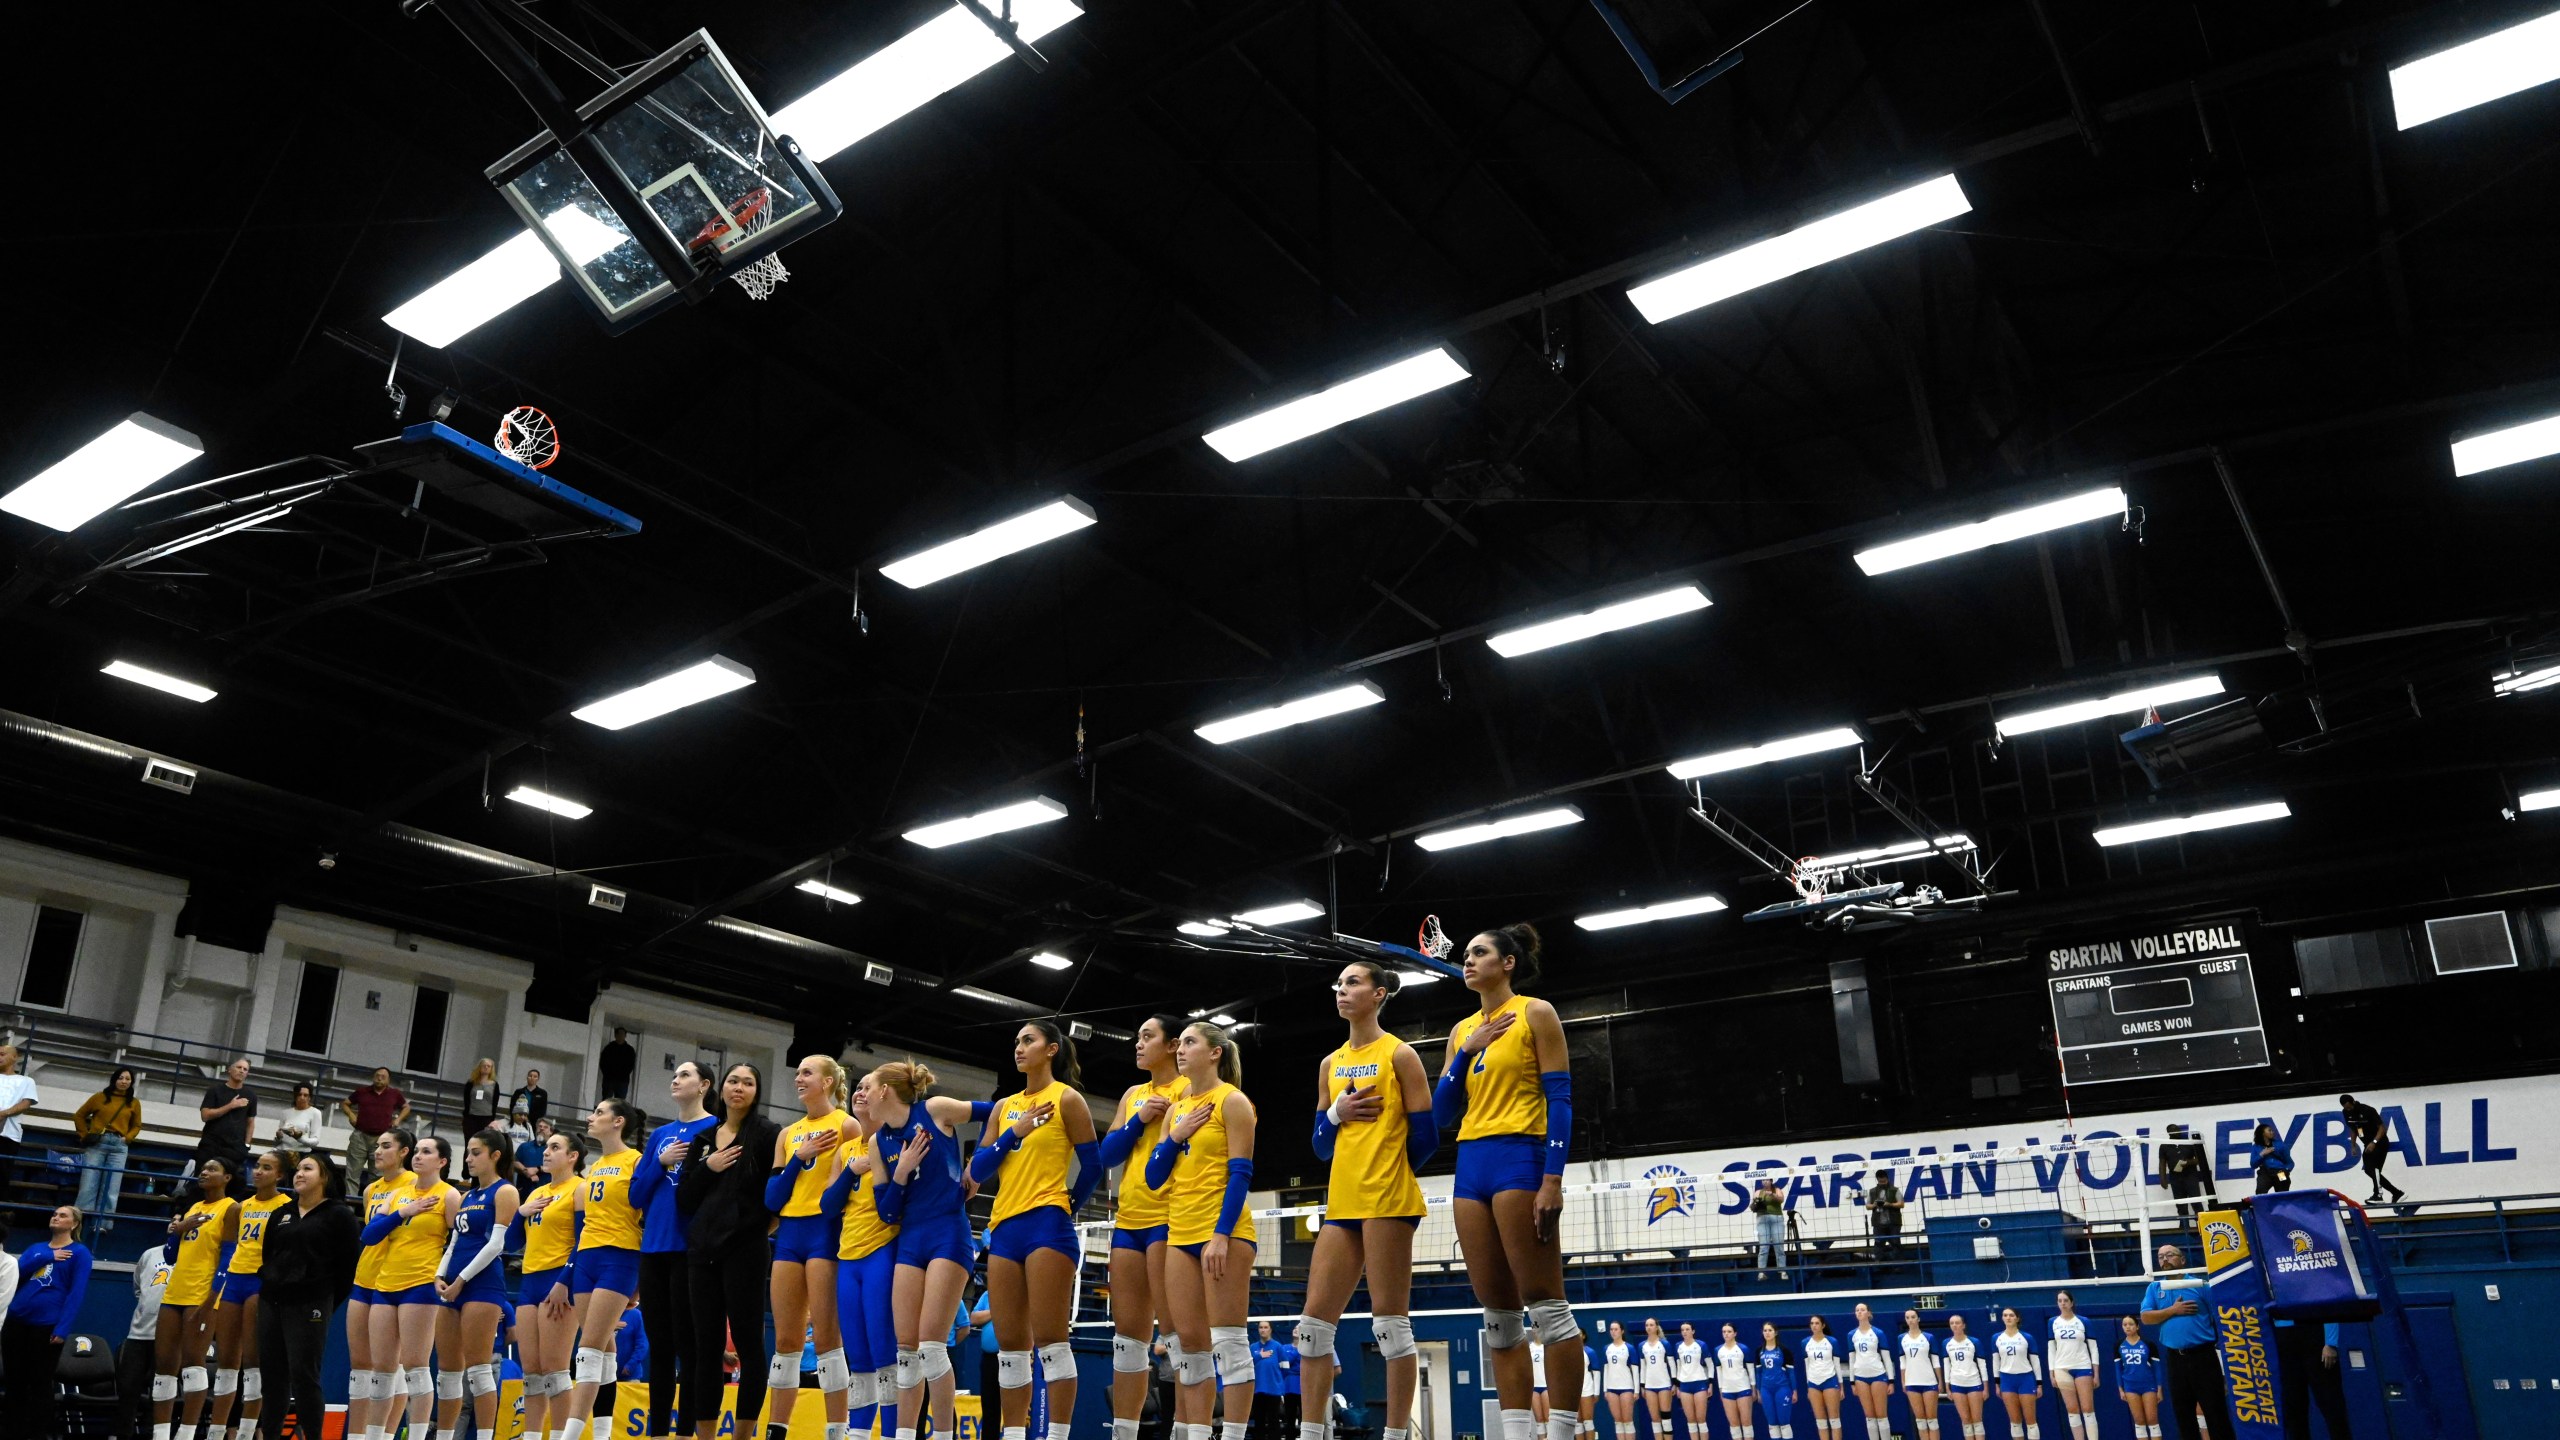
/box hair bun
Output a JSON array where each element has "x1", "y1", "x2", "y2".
[{"x1": 1505, "y1": 921, "x2": 1543, "y2": 963}]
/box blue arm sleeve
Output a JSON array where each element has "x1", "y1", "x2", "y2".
[
  {"x1": 1432, "y1": 1060, "x2": 1469, "y2": 1131},
  {"x1": 1541, "y1": 1071, "x2": 1572, "y2": 1176},
  {"x1": 763, "y1": 1159, "x2": 804, "y2": 1213},
  {"x1": 1096, "y1": 1115, "x2": 1144, "y2": 1170},
  {"x1": 969, "y1": 1127, "x2": 1022, "y2": 1186},
  {"x1": 1215, "y1": 1157, "x2": 1252, "y2": 1236},
  {"x1": 359, "y1": 1212, "x2": 401, "y2": 1246},
  {"x1": 1404, "y1": 1108, "x2": 1439, "y2": 1169},
  {"x1": 1068, "y1": 1139, "x2": 1106, "y2": 1211},
  {"x1": 1145, "y1": 1139, "x2": 1183, "y2": 1192},
  {"x1": 969, "y1": 1100, "x2": 997, "y2": 1126},
  {"x1": 54, "y1": 1251, "x2": 92, "y2": 1340},
  {"x1": 161, "y1": 1234, "x2": 181, "y2": 1264},
  {"x1": 819, "y1": 1162, "x2": 859, "y2": 1218},
  {"x1": 1309, "y1": 1109, "x2": 1339, "y2": 1161},
  {"x1": 874, "y1": 1171, "x2": 907, "y2": 1226}
]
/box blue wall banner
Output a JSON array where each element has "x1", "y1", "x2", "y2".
[{"x1": 2200, "y1": 1208, "x2": 2285, "y2": 1440}]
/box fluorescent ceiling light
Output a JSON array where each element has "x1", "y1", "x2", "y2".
[
  {"x1": 1195, "y1": 681, "x2": 1384, "y2": 744},
  {"x1": 572, "y1": 655, "x2": 757, "y2": 730},
  {"x1": 1415, "y1": 805, "x2": 1584, "y2": 852},
  {"x1": 388, "y1": 2, "x2": 1084, "y2": 346},
  {"x1": 1798, "y1": 835, "x2": 1977, "y2": 875},
  {"x1": 1208, "y1": 1012, "x2": 1238, "y2": 1026},
  {"x1": 506, "y1": 786, "x2": 593, "y2": 820},
  {"x1": 1996, "y1": 674, "x2": 2224, "y2": 739},
  {"x1": 795, "y1": 879, "x2": 862, "y2": 905},
  {"x1": 1177, "y1": 919, "x2": 1233, "y2": 937},
  {"x1": 1396, "y1": 969, "x2": 1442, "y2": 985},
  {"x1": 1627, "y1": 175, "x2": 1971, "y2": 325},
  {"x1": 1575, "y1": 894, "x2": 1729, "y2": 931},
  {"x1": 1027, "y1": 951, "x2": 1074, "y2": 971},
  {"x1": 1201, "y1": 349, "x2": 1470, "y2": 462},
  {"x1": 102, "y1": 660, "x2": 217, "y2": 704},
  {"x1": 1666, "y1": 727, "x2": 1862, "y2": 781},
  {"x1": 2494, "y1": 663, "x2": 2560, "y2": 696},
  {"x1": 1486, "y1": 585, "x2": 1712, "y2": 658},
  {"x1": 952, "y1": 985, "x2": 1027, "y2": 1006},
  {"x1": 2389, "y1": 8, "x2": 2560, "y2": 129},
  {"x1": 879, "y1": 497, "x2": 1097, "y2": 589},
  {"x1": 384, "y1": 207, "x2": 627, "y2": 348},
  {"x1": 1854, "y1": 486, "x2": 2126, "y2": 576},
  {"x1": 2520, "y1": 787, "x2": 2560, "y2": 813},
  {"x1": 771, "y1": 0, "x2": 1084, "y2": 161},
  {"x1": 2093, "y1": 800, "x2": 2290, "y2": 848},
  {"x1": 1232, "y1": 900, "x2": 1323, "y2": 926},
  {"x1": 903, "y1": 795, "x2": 1070, "y2": 849},
  {"x1": 2450, "y1": 412, "x2": 2560, "y2": 477},
  {"x1": 3, "y1": 414, "x2": 204, "y2": 532}
]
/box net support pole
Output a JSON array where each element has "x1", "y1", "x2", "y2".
[{"x1": 2136, "y1": 1137, "x2": 2156, "y2": 1279}]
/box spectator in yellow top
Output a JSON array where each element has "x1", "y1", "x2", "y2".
[{"x1": 74, "y1": 1068, "x2": 143, "y2": 1234}]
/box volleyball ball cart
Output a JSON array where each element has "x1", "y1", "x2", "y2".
[{"x1": 2201, "y1": 1189, "x2": 2448, "y2": 1439}]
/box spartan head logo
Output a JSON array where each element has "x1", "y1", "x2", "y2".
[
  {"x1": 2202, "y1": 1217, "x2": 2246, "y2": 1261},
  {"x1": 2288, "y1": 1230, "x2": 2316, "y2": 1256},
  {"x1": 1642, "y1": 1164, "x2": 1696, "y2": 1224}
]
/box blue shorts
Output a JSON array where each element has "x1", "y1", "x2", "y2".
[
  {"x1": 382, "y1": 1282, "x2": 443, "y2": 1307},
  {"x1": 1325, "y1": 1214, "x2": 1423, "y2": 1230},
  {"x1": 347, "y1": 1285, "x2": 379, "y2": 1306},
  {"x1": 572, "y1": 1247, "x2": 639, "y2": 1298},
  {"x1": 1902, "y1": 1381, "x2": 1936, "y2": 1393},
  {"x1": 2056, "y1": 1367, "x2": 2090, "y2": 1380},
  {"x1": 775, "y1": 1213, "x2": 836, "y2": 1265},
  {"x1": 1805, "y1": 1377, "x2": 1839, "y2": 1392},
  {"x1": 442, "y1": 1267, "x2": 510, "y2": 1310},
  {"x1": 1453, "y1": 1136, "x2": 1543, "y2": 1204},
  {"x1": 1998, "y1": 1373, "x2": 2038, "y2": 1396},
  {"x1": 1949, "y1": 1382, "x2": 1984, "y2": 1395},
  {"x1": 1675, "y1": 1381, "x2": 1708, "y2": 1395},
  {"x1": 1755, "y1": 1386, "x2": 1790, "y2": 1407},
  {"x1": 1604, "y1": 1387, "x2": 1634, "y2": 1396},
  {"x1": 217, "y1": 1272, "x2": 261, "y2": 1305},
  {"x1": 1112, "y1": 1223, "x2": 1169, "y2": 1252},
  {"x1": 519, "y1": 1266, "x2": 569, "y2": 1308},
  {"x1": 989, "y1": 1207, "x2": 1078, "y2": 1263},
  {"x1": 893, "y1": 1211, "x2": 975, "y2": 1272},
  {"x1": 2118, "y1": 1368, "x2": 2159, "y2": 1395},
  {"x1": 1642, "y1": 1384, "x2": 1671, "y2": 1395}
]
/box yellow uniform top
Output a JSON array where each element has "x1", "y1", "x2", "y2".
[
  {"x1": 373, "y1": 1178, "x2": 459, "y2": 1291},
  {"x1": 988, "y1": 1080, "x2": 1073, "y2": 1228},
  {"x1": 355, "y1": 1174, "x2": 415, "y2": 1290},
  {"x1": 579, "y1": 1148, "x2": 643, "y2": 1251},
  {"x1": 777, "y1": 1113, "x2": 848, "y2": 1217},
  {"x1": 165, "y1": 1196, "x2": 238, "y2": 1307},
  {"x1": 1167, "y1": 1081, "x2": 1255, "y2": 1248},
  {"x1": 228, "y1": 1192, "x2": 292, "y2": 1275},
  {"x1": 1112, "y1": 1076, "x2": 1185, "y2": 1228},
  {"x1": 522, "y1": 1178, "x2": 581, "y2": 1271},
  {"x1": 837, "y1": 1164, "x2": 897, "y2": 1261},
  {"x1": 1454, "y1": 994, "x2": 1543, "y2": 1142},
  {"x1": 1323, "y1": 1035, "x2": 1425, "y2": 1221}
]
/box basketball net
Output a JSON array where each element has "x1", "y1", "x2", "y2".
[
  {"x1": 1418, "y1": 914, "x2": 1452, "y2": 961},
  {"x1": 494, "y1": 406, "x2": 560, "y2": 469}
]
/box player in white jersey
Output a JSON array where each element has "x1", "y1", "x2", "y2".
[
  {"x1": 1530, "y1": 1337, "x2": 1549, "y2": 1429},
  {"x1": 1895, "y1": 1311, "x2": 1940, "y2": 1439},
  {"x1": 1799, "y1": 1315, "x2": 1843, "y2": 1438},
  {"x1": 1713, "y1": 1322, "x2": 1755, "y2": 1438},
  {"x1": 1843, "y1": 1303, "x2": 1890, "y2": 1440},
  {"x1": 2047, "y1": 1292, "x2": 2098, "y2": 1440},
  {"x1": 1636, "y1": 1319, "x2": 1674, "y2": 1439},
  {"x1": 1670, "y1": 1322, "x2": 1710, "y2": 1434},
  {"x1": 1939, "y1": 1313, "x2": 1986, "y2": 1440},
  {"x1": 1992, "y1": 1308, "x2": 2043, "y2": 1439},
  {"x1": 1600, "y1": 1321, "x2": 1638, "y2": 1440},
  {"x1": 1577, "y1": 1342, "x2": 1600, "y2": 1439}
]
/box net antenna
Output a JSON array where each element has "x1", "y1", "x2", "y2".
[
  {"x1": 494, "y1": 406, "x2": 561, "y2": 470},
  {"x1": 1418, "y1": 914, "x2": 1453, "y2": 961}
]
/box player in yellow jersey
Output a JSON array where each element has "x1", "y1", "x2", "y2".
[
  {"x1": 1435, "y1": 923, "x2": 1584, "y2": 1440},
  {"x1": 207, "y1": 1150, "x2": 290, "y2": 1440},
  {"x1": 1300, "y1": 961, "x2": 1438, "y2": 1440},
  {"x1": 359, "y1": 1134, "x2": 460, "y2": 1440},
  {"x1": 763, "y1": 1056, "x2": 855, "y2": 1440},
  {"x1": 153, "y1": 1157, "x2": 236, "y2": 1440},
  {"x1": 1100, "y1": 1016, "x2": 1185, "y2": 1440},
  {"x1": 1149, "y1": 1021, "x2": 1258, "y2": 1440},
  {"x1": 566, "y1": 1098, "x2": 649, "y2": 1440},
  {"x1": 823, "y1": 1099, "x2": 896, "y2": 1440},
  {"x1": 346, "y1": 1132, "x2": 415, "y2": 1440},
  {"x1": 515, "y1": 1132, "x2": 587, "y2": 1440},
  {"x1": 968, "y1": 1020, "x2": 1101, "y2": 1440}
]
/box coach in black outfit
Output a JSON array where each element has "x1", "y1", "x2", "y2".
[
  {"x1": 258, "y1": 1152, "x2": 360, "y2": 1440},
  {"x1": 676, "y1": 1063, "x2": 782, "y2": 1438}
]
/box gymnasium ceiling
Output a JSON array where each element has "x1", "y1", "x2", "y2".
[{"x1": 7, "y1": 0, "x2": 2560, "y2": 1064}]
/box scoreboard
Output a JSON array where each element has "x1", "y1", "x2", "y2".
[{"x1": 2043, "y1": 916, "x2": 2270, "y2": 1084}]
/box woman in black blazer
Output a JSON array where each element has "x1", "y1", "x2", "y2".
[
  {"x1": 676, "y1": 1062, "x2": 782, "y2": 1440},
  {"x1": 257, "y1": 1151, "x2": 360, "y2": 1440}
]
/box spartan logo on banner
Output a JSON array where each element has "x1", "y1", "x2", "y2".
[
  {"x1": 2042, "y1": 915, "x2": 2271, "y2": 1084},
  {"x1": 2199, "y1": 1207, "x2": 2283, "y2": 1440},
  {"x1": 1643, "y1": 1163, "x2": 1697, "y2": 1224}
]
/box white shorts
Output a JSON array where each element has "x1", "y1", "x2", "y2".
[{"x1": 1582, "y1": 1371, "x2": 1601, "y2": 1400}]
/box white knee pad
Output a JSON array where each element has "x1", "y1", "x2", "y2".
[
  {"x1": 575, "y1": 1348, "x2": 611, "y2": 1386},
  {"x1": 182, "y1": 1367, "x2": 210, "y2": 1396},
  {"x1": 437, "y1": 1370, "x2": 465, "y2": 1401},
  {"x1": 1526, "y1": 1299, "x2": 1582, "y2": 1346},
  {"x1": 240, "y1": 1371, "x2": 263, "y2": 1404},
  {"x1": 1176, "y1": 1348, "x2": 1215, "y2": 1387},
  {"x1": 153, "y1": 1374, "x2": 181, "y2": 1403},
  {"x1": 768, "y1": 1352, "x2": 802, "y2": 1389},
  {"x1": 1039, "y1": 1340, "x2": 1075, "y2": 1378},
  {"x1": 848, "y1": 1371, "x2": 878, "y2": 1409},
  {"x1": 917, "y1": 1341, "x2": 951, "y2": 1382},
  {"x1": 466, "y1": 1364, "x2": 498, "y2": 1398},
  {"x1": 546, "y1": 1369, "x2": 575, "y2": 1398},
  {"x1": 894, "y1": 1347, "x2": 923, "y2": 1390},
  {"x1": 817, "y1": 1348, "x2": 851, "y2": 1393},
  {"x1": 1482, "y1": 1309, "x2": 1528, "y2": 1351},
  {"x1": 1373, "y1": 1315, "x2": 1416, "y2": 1361},
  {"x1": 999, "y1": 1350, "x2": 1035, "y2": 1390},
  {"x1": 1113, "y1": 1334, "x2": 1151, "y2": 1374},
  {"x1": 213, "y1": 1369, "x2": 240, "y2": 1398},
  {"x1": 1292, "y1": 1318, "x2": 1337, "y2": 1358},
  {"x1": 1211, "y1": 1327, "x2": 1250, "y2": 1386},
  {"x1": 407, "y1": 1365, "x2": 439, "y2": 1400}
]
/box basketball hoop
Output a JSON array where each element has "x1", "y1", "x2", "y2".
[
  {"x1": 494, "y1": 406, "x2": 560, "y2": 470},
  {"x1": 1418, "y1": 914, "x2": 1453, "y2": 961},
  {"x1": 690, "y1": 186, "x2": 789, "y2": 301},
  {"x1": 1789, "y1": 858, "x2": 1831, "y2": 904}
]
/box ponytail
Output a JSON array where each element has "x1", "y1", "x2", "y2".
[
  {"x1": 870, "y1": 1059, "x2": 938, "y2": 1104},
  {"x1": 1184, "y1": 1022, "x2": 1243, "y2": 1088}
]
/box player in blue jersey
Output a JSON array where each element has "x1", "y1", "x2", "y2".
[
  {"x1": 2113, "y1": 1316, "x2": 2160, "y2": 1440},
  {"x1": 1754, "y1": 1322, "x2": 1796, "y2": 1440},
  {"x1": 435, "y1": 1131, "x2": 520, "y2": 1440}
]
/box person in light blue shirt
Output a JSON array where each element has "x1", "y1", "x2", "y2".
[
  {"x1": 1251, "y1": 1321, "x2": 1289, "y2": 1439},
  {"x1": 2140, "y1": 1243, "x2": 2232, "y2": 1440}
]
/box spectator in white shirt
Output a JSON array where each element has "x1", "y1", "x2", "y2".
[
  {"x1": 276, "y1": 1084, "x2": 326, "y2": 1156},
  {"x1": 0, "y1": 1045, "x2": 39, "y2": 1208}
]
